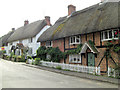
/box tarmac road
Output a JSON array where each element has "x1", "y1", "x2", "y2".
[{"x1": 0, "y1": 59, "x2": 118, "y2": 88}]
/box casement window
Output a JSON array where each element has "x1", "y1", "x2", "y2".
[
  {"x1": 101, "y1": 29, "x2": 119, "y2": 41},
  {"x1": 69, "y1": 35, "x2": 81, "y2": 45},
  {"x1": 28, "y1": 38, "x2": 33, "y2": 43},
  {"x1": 69, "y1": 54, "x2": 81, "y2": 63},
  {"x1": 46, "y1": 41, "x2": 53, "y2": 47}
]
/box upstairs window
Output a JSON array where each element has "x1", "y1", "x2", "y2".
[
  {"x1": 101, "y1": 29, "x2": 119, "y2": 41},
  {"x1": 70, "y1": 35, "x2": 81, "y2": 45},
  {"x1": 28, "y1": 38, "x2": 33, "y2": 43},
  {"x1": 46, "y1": 41, "x2": 53, "y2": 47}
]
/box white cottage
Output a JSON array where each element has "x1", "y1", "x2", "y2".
[{"x1": 7, "y1": 16, "x2": 51, "y2": 56}]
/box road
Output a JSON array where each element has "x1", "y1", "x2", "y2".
[{"x1": 0, "y1": 59, "x2": 118, "y2": 88}]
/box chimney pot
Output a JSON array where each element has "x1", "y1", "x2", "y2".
[
  {"x1": 45, "y1": 16, "x2": 51, "y2": 26},
  {"x1": 68, "y1": 4, "x2": 76, "y2": 16},
  {"x1": 24, "y1": 20, "x2": 29, "y2": 26},
  {"x1": 12, "y1": 28, "x2": 15, "y2": 31}
]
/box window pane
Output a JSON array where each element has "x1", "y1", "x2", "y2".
[
  {"x1": 70, "y1": 37, "x2": 73, "y2": 43},
  {"x1": 109, "y1": 31, "x2": 112, "y2": 38},
  {"x1": 104, "y1": 31, "x2": 108, "y2": 39},
  {"x1": 73, "y1": 37, "x2": 75, "y2": 43},
  {"x1": 114, "y1": 30, "x2": 118, "y2": 38}
]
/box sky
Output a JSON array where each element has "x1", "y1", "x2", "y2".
[{"x1": 0, "y1": 0, "x2": 101, "y2": 37}]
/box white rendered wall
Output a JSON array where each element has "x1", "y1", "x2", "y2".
[{"x1": 7, "y1": 25, "x2": 50, "y2": 56}]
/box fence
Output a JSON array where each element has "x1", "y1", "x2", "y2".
[
  {"x1": 40, "y1": 61, "x2": 101, "y2": 75},
  {"x1": 108, "y1": 67, "x2": 116, "y2": 77}
]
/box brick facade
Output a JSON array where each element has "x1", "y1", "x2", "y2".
[{"x1": 41, "y1": 31, "x2": 119, "y2": 74}]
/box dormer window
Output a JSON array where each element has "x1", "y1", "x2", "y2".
[
  {"x1": 101, "y1": 29, "x2": 119, "y2": 41},
  {"x1": 46, "y1": 41, "x2": 53, "y2": 47},
  {"x1": 69, "y1": 35, "x2": 81, "y2": 45}
]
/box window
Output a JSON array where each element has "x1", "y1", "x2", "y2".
[
  {"x1": 46, "y1": 41, "x2": 53, "y2": 47},
  {"x1": 69, "y1": 54, "x2": 81, "y2": 63},
  {"x1": 101, "y1": 29, "x2": 119, "y2": 41},
  {"x1": 70, "y1": 35, "x2": 81, "y2": 45},
  {"x1": 28, "y1": 38, "x2": 33, "y2": 43}
]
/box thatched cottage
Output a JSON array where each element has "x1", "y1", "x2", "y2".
[
  {"x1": 0, "y1": 29, "x2": 15, "y2": 55},
  {"x1": 7, "y1": 16, "x2": 51, "y2": 56},
  {"x1": 37, "y1": 1, "x2": 119, "y2": 73}
]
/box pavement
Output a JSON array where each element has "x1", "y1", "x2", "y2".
[
  {"x1": 22, "y1": 62, "x2": 120, "y2": 85},
  {"x1": 0, "y1": 59, "x2": 118, "y2": 88}
]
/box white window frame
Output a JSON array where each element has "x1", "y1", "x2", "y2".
[
  {"x1": 101, "y1": 29, "x2": 119, "y2": 41},
  {"x1": 69, "y1": 54, "x2": 81, "y2": 63},
  {"x1": 46, "y1": 41, "x2": 53, "y2": 47},
  {"x1": 69, "y1": 35, "x2": 81, "y2": 45}
]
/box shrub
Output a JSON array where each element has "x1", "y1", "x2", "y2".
[
  {"x1": 56, "y1": 66, "x2": 62, "y2": 70},
  {"x1": 27, "y1": 56, "x2": 32, "y2": 59},
  {"x1": 34, "y1": 58, "x2": 41, "y2": 65},
  {"x1": 36, "y1": 46, "x2": 46, "y2": 60}
]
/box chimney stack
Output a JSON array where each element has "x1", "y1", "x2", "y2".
[
  {"x1": 68, "y1": 5, "x2": 76, "y2": 16},
  {"x1": 24, "y1": 20, "x2": 29, "y2": 26},
  {"x1": 45, "y1": 16, "x2": 51, "y2": 26},
  {"x1": 12, "y1": 28, "x2": 15, "y2": 31}
]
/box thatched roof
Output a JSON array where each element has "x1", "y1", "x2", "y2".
[
  {"x1": 0, "y1": 31, "x2": 14, "y2": 47},
  {"x1": 38, "y1": 2, "x2": 119, "y2": 42},
  {"x1": 7, "y1": 20, "x2": 47, "y2": 42}
]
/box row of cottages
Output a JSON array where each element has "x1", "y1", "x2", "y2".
[
  {"x1": 0, "y1": 29, "x2": 15, "y2": 55},
  {"x1": 37, "y1": 2, "x2": 119, "y2": 73},
  {"x1": 6, "y1": 16, "x2": 51, "y2": 56}
]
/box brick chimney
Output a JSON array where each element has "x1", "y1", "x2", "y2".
[
  {"x1": 12, "y1": 28, "x2": 15, "y2": 31},
  {"x1": 68, "y1": 5, "x2": 76, "y2": 16},
  {"x1": 45, "y1": 16, "x2": 51, "y2": 26},
  {"x1": 24, "y1": 20, "x2": 29, "y2": 26}
]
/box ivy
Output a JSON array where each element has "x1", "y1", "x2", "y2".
[
  {"x1": 36, "y1": 46, "x2": 66, "y2": 62},
  {"x1": 66, "y1": 44, "x2": 83, "y2": 55}
]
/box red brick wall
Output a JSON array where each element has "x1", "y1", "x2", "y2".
[
  {"x1": 94, "y1": 32, "x2": 100, "y2": 46},
  {"x1": 53, "y1": 39, "x2": 64, "y2": 52},
  {"x1": 87, "y1": 33, "x2": 93, "y2": 42}
]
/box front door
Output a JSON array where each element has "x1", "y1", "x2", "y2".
[{"x1": 88, "y1": 53, "x2": 95, "y2": 67}]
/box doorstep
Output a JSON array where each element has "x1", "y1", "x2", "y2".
[{"x1": 22, "y1": 64, "x2": 119, "y2": 85}]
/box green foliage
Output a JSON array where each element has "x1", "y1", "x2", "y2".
[
  {"x1": 36, "y1": 46, "x2": 66, "y2": 62},
  {"x1": 18, "y1": 54, "x2": 26, "y2": 62},
  {"x1": 2, "y1": 50, "x2": 6, "y2": 54},
  {"x1": 34, "y1": 58, "x2": 41, "y2": 65},
  {"x1": 113, "y1": 45, "x2": 120, "y2": 53},
  {"x1": 36, "y1": 46, "x2": 46, "y2": 60},
  {"x1": 27, "y1": 56, "x2": 32, "y2": 59},
  {"x1": 10, "y1": 52, "x2": 14, "y2": 58},
  {"x1": 47, "y1": 47, "x2": 65, "y2": 62},
  {"x1": 56, "y1": 66, "x2": 62, "y2": 70},
  {"x1": 66, "y1": 44, "x2": 83, "y2": 55}
]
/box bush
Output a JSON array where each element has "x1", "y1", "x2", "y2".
[
  {"x1": 27, "y1": 56, "x2": 32, "y2": 59},
  {"x1": 34, "y1": 58, "x2": 41, "y2": 65},
  {"x1": 12, "y1": 55, "x2": 17, "y2": 62},
  {"x1": 56, "y1": 66, "x2": 62, "y2": 70}
]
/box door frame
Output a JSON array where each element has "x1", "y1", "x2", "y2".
[{"x1": 87, "y1": 52, "x2": 95, "y2": 67}]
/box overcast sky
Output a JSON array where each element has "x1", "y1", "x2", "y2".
[{"x1": 0, "y1": 0, "x2": 101, "y2": 37}]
